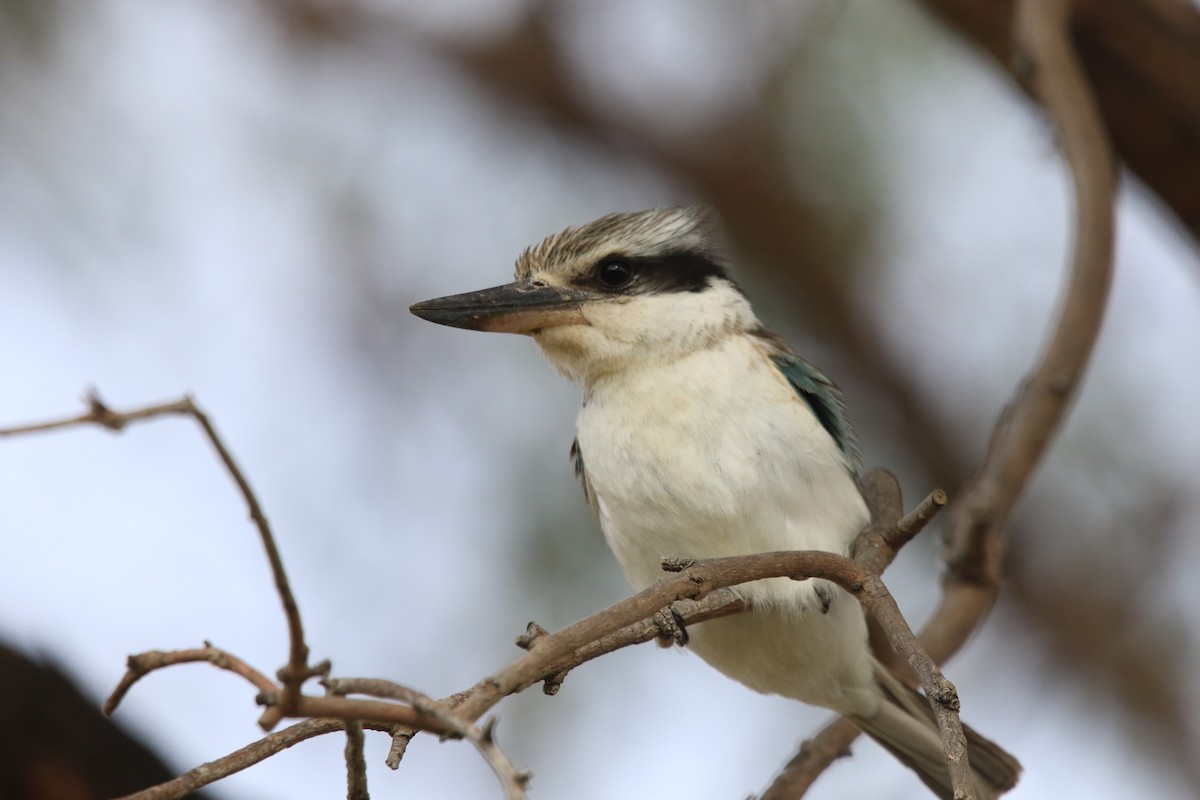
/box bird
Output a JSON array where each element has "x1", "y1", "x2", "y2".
[{"x1": 410, "y1": 206, "x2": 1020, "y2": 799}]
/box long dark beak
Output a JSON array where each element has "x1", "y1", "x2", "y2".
[{"x1": 409, "y1": 280, "x2": 592, "y2": 335}]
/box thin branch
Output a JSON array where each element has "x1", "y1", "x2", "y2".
[
  {"x1": 496, "y1": 471, "x2": 927, "y2": 715},
  {"x1": 853, "y1": 484, "x2": 947, "y2": 576},
  {"x1": 326, "y1": 680, "x2": 370, "y2": 800},
  {"x1": 757, "y1": 718, "x2": 860, "y2": 800},
  {"x1": 325, "y1": 678, "x2": 531, "y2": 800},
  {"x1": 103, "y1": 642, "x2": 278, "y2": 717},
  {"x1": 894, "y1": 489, "x2": 949, "y2": 549},
  {"x1": 179, "y1": 398, "x2": 312, "y2": 725},
  {"x1": 9, "y1": 387, "x2": 963, "y2": 797},
  {"x1": 452, "y1": 550, "x2": 972, "y2": 799},
  {"x1": 0, "y1": 390, "x2": 315, "y2": 726},
  {"x1": 761, "y1": 476, "x2": 947, "y2": 798},
  {"x1": 0, "y1": 391, "x2": 195, "y2": 437},
  {"x1": 344, "y1": 721, "x2": 369, "y2": 800},
  {"x1": 112, "y1": 719, "x2": 351, "y2": 800}
]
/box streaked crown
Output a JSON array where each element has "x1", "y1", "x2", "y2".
[{"x1": 514, "y1": 206, "x2": 733, "y2": 294}]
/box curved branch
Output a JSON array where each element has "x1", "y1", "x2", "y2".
[
  {"x1": 925, "y1": 0, "x2": 1117, "y2": 654},
  {"x1": 103, "y1": 643, "x2": 277, "y2": 717},
  {"x1": 764, "y1": 0, "x2": 1119, "y2": 793},
  {"x1": 0, "y1": 391, "x2": 316, "y2": 726}
]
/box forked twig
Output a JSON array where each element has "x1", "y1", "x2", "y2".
[
  {"x1": 325, "y1": 678, "x2": 531, "y2": 800},
  {"x1": 0, "y1": 390, "x2": 315, "y2": 723},
  {"x1": 5, "y1": 390, "x2": 959, "y2": 798},
  {"x1": 452, "y1": 548, "x2": 972, "y2": 799}
]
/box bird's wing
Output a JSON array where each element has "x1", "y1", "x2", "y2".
[
  {"x1": 751, "y1": 328, "x2": 861, "y2": 471},
  {"x1": 569, "y1": 437, "x2": 601, "y2": 519}
]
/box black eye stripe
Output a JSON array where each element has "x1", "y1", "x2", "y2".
[
  {"x1": 583, "y1": 250, "x2": 736, "y2": 295},
  {"x1": 597, "y1": 259, "x2": 634, "y2": 287}
]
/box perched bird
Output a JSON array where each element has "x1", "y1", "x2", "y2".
[{"x1": 410, "y1": 207, "x2": 1019, "y2": 798}]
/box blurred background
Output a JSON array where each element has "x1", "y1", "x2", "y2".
[{"x1": 2, "y1": 0, "x2": 1199, "y2": 798}]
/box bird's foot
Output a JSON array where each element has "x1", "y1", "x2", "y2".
[{"x1": 653, "y1": 606, "x2": 689, "y2": 648}]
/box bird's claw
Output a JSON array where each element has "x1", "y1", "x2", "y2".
[{"x1": 653, "y1": 607, "x2": 689, "y2": 648}]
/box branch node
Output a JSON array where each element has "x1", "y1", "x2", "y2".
[
  {"x1": 660, "y1": 556, "x2": 695, "y2": 572},
  {"x1": 515, "y1": 621, "x2": 549, "y2": 651},
  {"x1": 929, "y1": 681, "x2": 961, "y2": 713},
  {"x1": 480, "y1": 716, "x2": 498, "y2": 745},
  {"x1": 541, "y1": 672, "x2": 566, "y2": 696},
  {"x1": 684, "y1": 572, "x2": 711, "y2": 601},
  {"x1": 86, "y1": 389, "x2": 127, "y2": 432}
]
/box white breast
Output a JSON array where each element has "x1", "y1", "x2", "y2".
[
  {"x1": 575, "y1": 334, "x2": 867, "y2": 605},
  {"x1": 574, "y1": 334, "x2": 877, "y2": 711}
]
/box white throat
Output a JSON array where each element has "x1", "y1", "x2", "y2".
[{"x1": 531, "y1": 279, "x2": 758, "y2": 386}]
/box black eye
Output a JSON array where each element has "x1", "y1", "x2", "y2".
[{"x1": 597, "y1": 259, "x2": 634, "y2": 288}]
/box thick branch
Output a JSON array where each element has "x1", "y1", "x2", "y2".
[
  {"x1": 924, "y1": 0, "x2": 1117, "y2": 656},
  {"x1": 765, "y1": 2, "x2": 1119, "y2": 794}
]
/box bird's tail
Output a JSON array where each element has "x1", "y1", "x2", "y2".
[{"x1": 847, "y1": 662, "x2": 1021, "y2": 800}]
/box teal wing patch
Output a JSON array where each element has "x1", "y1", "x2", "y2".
[{"x1": 769, "y1": 352, "x2": 861, "y2": 471}]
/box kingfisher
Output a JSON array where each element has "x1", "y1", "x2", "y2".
[{"x1": 410, "y1": 207, "x2": 1019, "y2": 799}]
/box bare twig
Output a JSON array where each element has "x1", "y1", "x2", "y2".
[
  {"x1": 385, "y1": 729, "x2": 412, "y2": 769},
  {"x1": 326, "y1": 680, "x2": 370, "y2": 800},
  {"x1": 7, "y1": 387, "x2": 963, "y2": 797},
  {"x1": 103, "y1": 642, "x2": 277, "y2": 717},
  {"x1": 344, "y1": 721, "x2": 369, "y2": 800},
  {"x1": 853, "y1": 483, "x2": 947, "y2": 576},
  {"x1": 757, "y1": 718, "x2": 860, "y2": 800},
  {"x1": 0, "y1": 390, "x2": 315, "y2": 727},
  {"x1": 894, "y1": 489, "x2": 949, "y2": 548},
  {"x1": 452, "y1": 550, "x2": 972, "y2": 799},
  {"x1": 112, "y1": 719, "x2": 352, "y2": 800},
  {"x1": 177, "y1": 398, "x2": 312, "y2": 726},
  {"x1": 0, "y1": 390, "x2": 193, "y2": 437},
  {"x1": 324, "y1": 678, "x2": 531, "y2": 800},
  {"x1": 761, "y1": 475, "x2": 948, "y2": 797}
]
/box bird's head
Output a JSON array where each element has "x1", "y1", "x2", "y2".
[{"x1": 409, "y1": 207, "x2": 758, "y2": 384}]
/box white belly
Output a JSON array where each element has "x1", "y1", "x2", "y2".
[{"x1": 575, "y1": 337, "x2": 877, "y2": 712}]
